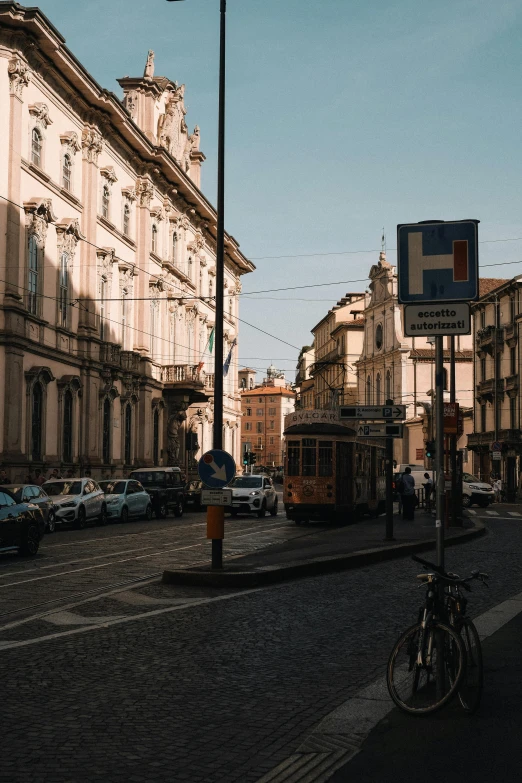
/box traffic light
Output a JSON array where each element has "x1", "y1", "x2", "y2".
[
  {"x1": 425, "y1": 440, "x2": 436, "y2": 459},
  {"x1": 249, "y1": 452, "x2": 257, "y2": 465},
  {"x1": 243, "y1": 451, "x2": 250, "y2": 466}
]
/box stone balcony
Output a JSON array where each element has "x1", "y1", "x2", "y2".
[
  {"x1": 476, "y1": 378, "x2": 504, "y2": 401},
  {"x1": 476, "y1": 326, "x2": 504, "y2": 354},
  {"x1": 120, "y1": 350, "x2": 141, "y2": 372},
  {"x1": 504, "y1": 322, "x2": 517, "y2": 346},
  {"x1": 99, "y1": 342, "x2": 121, "y2": 366},
  {"x1": 505, "y1": 374, "x2": 518, "y2": 394}
]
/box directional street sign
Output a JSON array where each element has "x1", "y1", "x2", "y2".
[
  {"x1": 339, "y1": 405, "x2": 406, "y2": 420},
  {"x1": 198, "y1": 449, "x2": 236, "y2": 489},
  {"x1": 356, "y1": 423, "x2": 404, "y2": 438},
  {"x1": 397, "y1": 220, "x2": 479, "y2": 304},
  {"x1": 404, "y1": 303, "x2": 471, "y2": 337}
]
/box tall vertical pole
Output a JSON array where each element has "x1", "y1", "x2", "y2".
[
  {"x1": 450, "y1": 336, "x2": 458, "y2": 526},
  {"x1": 385, "y1": 398, "x2": 394, "y2": 541},
  {"x1": 435, "y1": 336, "x2": 445, "y2": 568},
  {"x1": 211, "y1": 0, "x2": 227, "y2": 569}
]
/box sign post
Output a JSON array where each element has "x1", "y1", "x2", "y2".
[
  {"x1": 385, "y1": 399, "x2": 395, "y2": 542},
  {"x1": 198, "y1": 450, "x2": 236, "y2": 563}
]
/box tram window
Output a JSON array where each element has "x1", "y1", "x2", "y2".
[
  {"x1": 288, "y1": 441, "x2": 300, "y2": 476},
  {"x1": 318, "y1": 441, "x2": 333, "y2": 477},
  {"x1": 302, "y1": 438, "x2": 317, "y2": 476}
]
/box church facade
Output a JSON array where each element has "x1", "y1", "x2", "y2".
[{"x1": 0, "y1": 3, "x2": 254, "y2": 481}]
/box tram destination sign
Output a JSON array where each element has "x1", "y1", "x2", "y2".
[
  {"x1": 356, "y1": 423, "x2": 404, "y2": 438},
  {"x1": 339, "y1": 405, "x2": 406, "y2": 421}
]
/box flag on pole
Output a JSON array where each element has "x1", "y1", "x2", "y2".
[
  {"x1": 223, "y1": 338, "x2": 237, "y2": 377},
  {"x1": 197, "y1": 327, "x2": 215, "y2": 374}
]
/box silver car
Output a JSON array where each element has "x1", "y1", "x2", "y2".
[
  {"x1": 98, "y1": 479, "x2": 152, "y2": 523},
  {"x1": 43, "y1": 478, "x2": 107, "y2": 529},
  {"x1": 227, "y1": 475, "x2": 279, "y2": 518}
]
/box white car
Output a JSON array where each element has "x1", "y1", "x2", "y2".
[
  {"x1": 43, "y1": 478, "x2": 107, "y2": 529},
  {"x1": 462, "y1": 473, "x2": 495, "y2": 508},
  {"x1": 227, "y1": 475, "x2": 278, "y2": 518},
  {"x1": 98, "y1": 479, "x2": 152, "y2": 523}
]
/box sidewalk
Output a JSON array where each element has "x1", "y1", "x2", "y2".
[
  {"x1": 163, "y1": 509, "x2": 485, "y2": 587},
  {"x1": 330, "y1": 605, "x2": 522, "y2": 783}
]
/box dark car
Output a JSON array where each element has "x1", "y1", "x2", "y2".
[
  {"x1": 0, "y1": 488, "x2": 45, "y2": 556},
  {"x1": 4, "y1": 484, "x2": 56, "y2": 532},
  {"x1": 128, "y1": 468, "x2": 184, "y2": 519},
  {"x1": 184, "y1": 480, "x2": 204, "y2": 511}
]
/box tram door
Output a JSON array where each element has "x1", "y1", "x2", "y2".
[{"x1": 336, "y1": 442, "x2": 353, "y2": 507}]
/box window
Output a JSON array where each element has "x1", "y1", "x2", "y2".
[
  {"x1": 150, "y1": 301, "x2": 156, "y2": 357},
  {"x1": 318, "y1": 441, "x2": 333, "y2": 477},
  {"x1": 123, "y1": 204, "x2": 130, "y2": 236},
  {"x1": 480, "y1": 309, "x2": 486, "y2": 329},
  {"x1": 510, "y1": 396, "x2": 517, "y2": 429},
  {"x1": 63, "y1": 390, "x2": 73, "y2": 463},
  {"x1": 171, "y1": 231, "x2": 177, "y2": 261},
  {"x1": 268, "y1": 407, "x2": 276, "y2": 416},
  {"x1": 258, "y1": 397, "x2": 263, "y2": 403},
  {"x1": 246, "y1": 408, "x2": 252, "y2": 416},
  {"x1": 102, "y1": 398, "x2": 111, "y2": 463},
  {"x1": 495, "y1": 352, "x2": 501, "y2": 380},
  {"x1": 269, "y1": 397, "x2": 275, "y2": 403},
  {"x1": 31, "y1": 383, "x2": 43, "y2": 460},
  {"x1": 59, "y1": 253, "x2": 69, "y2": 328},
  {"x1": 269, "y1": 421, "x2": 275, "y2": 430},
  {"x1": 366, "y1": 376, "x2": 371, "y2": 404},
  {"x1": 256, "y1": 408, "x2": 263, "y2": 416},
  {"x1": 62, "y1": 154, "x2": 72, "y2": 191},
  {"x1": 209, "y1": 277, "x2": 213, "y2": 299},
  {"x1": 269, "y1": 436, "x2": 274, "y2": 445},
  {"x1": 100, "y1": 276, "x2": 107, "y2": 341},
  {"x1": 124, "y1": 405, "x2": 132, "y2": 465},
  {"x1": 256, "y1": 422, "x2": 262, "y2": 433},
  {"x1": 386, "y1": 370, "x2": 391, "y2": 402},
  {"x1": 287, "y1": 441, "x2": 300, "y2": 476},
  {"x1": 102, "y1": 185, "x2": 110, "y2": 219},
  {"x1": 257, "y1": 437, "x2": 262, "y2": 447},
  {"x1": 442, "y1": 367, "x2": 448, "y2": 391},
  {"x1": 302, "y1": 438, "x2": 317, "y2": 476},
  {"x1": 375, "y1": 323, "x2": 383, "y2": 350},
  {"x1": 28, "y1": 235, "x2": 38, "y2": 315},
  {"x1": 511, "y1": 347, "x2": 516, "y2": 376},
  {"x1": 187, "y1": 255, "x2": 193, "y2": 279},
  {"x1": 153, "y1": 408, "x2": 159, "y2": 466},
  {"x1": 376, "y1": 373, "x2": 381, "y2": 404},
  {"x1": 480, "y1": 404, "x2": 486, "y2": 432},
  {"x1": 151, "y1": 223, "x2": 158, "y2": 254},
  {"x1": 245, "y1": 422, "x2": 252, "y2": 431},
  {"x1": 481, "y1": 357, "x2": 486, "y2": 381},
  {"x1": 31, "y1": 128, "x2": 42, "y2": 167}
]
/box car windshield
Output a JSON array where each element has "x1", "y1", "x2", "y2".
[
  {"x1": 44, "y1": 481, "x2": 82, "y2": 496},
  {"x1": 6, "y1": 485, "x2": 23, "y2": 498},
  {"x1": 130, "y1": 472, "x2": 165, "y2": 485},
  {"x1": 229, "y1": 476, "x2": 263, "y2": 489},
  {"x1": 99, "y1": 481, "x2": 127, "y2": 495},
  {"x1": 463, "y1": 474, "x2": 481, "y2": 483}
]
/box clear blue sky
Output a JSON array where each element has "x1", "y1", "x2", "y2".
[{"x1": 33, "y1": 0, "x2": 522, "y2": 379}]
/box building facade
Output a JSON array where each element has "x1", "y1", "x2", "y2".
[
  {"x1": 294, "y1": 345, "x2": 314, "y2": 410},
  {"x1": 0, "y1": 4, "x2": 254, "y2": 481},
  {"x1": 239, "y1": 367, "x2": 295, "y2": 467}
]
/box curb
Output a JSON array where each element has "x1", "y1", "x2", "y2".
[{"x1": 162, "y1": 521, "x2": 486, "y2": 588}]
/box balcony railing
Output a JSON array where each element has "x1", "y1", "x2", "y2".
[
  {"x1": 204, "y1": 373, "x2": 215, "y2": 390},
  {"x1": 476, "y1": 326, "x2": 504, "y2": 353},
  {"x1": 120, "y1": 350, "x2": 141, "y2": 372},
  {"x1": 99, "y1": 342, "x2": 121, "y2": 366},
  {"x1": 476, "y1": 378, "x2": 505, "y2": 400}
]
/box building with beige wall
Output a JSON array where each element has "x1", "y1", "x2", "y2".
[
  {"x1": 239, "y1": 367, "x2": 295, "y2": 467},
  {"x1": 0, "y1": 3, "x2": 253, "y2": 481}
]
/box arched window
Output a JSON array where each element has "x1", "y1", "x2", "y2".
[
  {"x1": 187, "y1": 255, "x2": 193, "y2": 280},
  {"x1": 102, "y1": 398, "x2": 111, "y2": 464},
  {"x1": 209, "y1": 277, "x2": 213, "y2": 299},
  {"x1": 102, "y1": 185, "x2": 110, "y2": 219},
  {"x1": 151, "y1": 224, "x2": 158, "y2": 254},
  {"x1": 59, "y1": 253, "x2": 69, "y2": 328},
  {"x1": 386, "y1": 370, "x2": 392, "y2": 402},
  {"x1": 366, "y1": 376, "x2": 372, "y2": 404},
  {"x1": 124, "y1": 404, "x2": 132, "y2": 465},
  {"x1": 28, "y1": 235, "x2": 39, "y2": 315},
  {"x1": 63, "y1": 390, "x2": 73, "y2": 463},
  {"x1": 121, "y1": 288, "x2": 128, "y2": 349},
  {"x1": 100, "y1": 276, "x2": 107, "y2": 341},
  {"x1": 31, "y1": 128, "x2": 42, "y2": 167},
  {"x1": 62, "y1": 154, "x2": 72, "y2": 191},
  {"x1": 199, "y1": 268, "x2": 203, "y2": 294},
  {"x1": 376, "y1": 373, "x2": 381, "y2": 405},
  {"x1": 172, "y1": 231, "x2": 177, "y2": 263},
  {"x1": 123, "y1": 204, "x2": 130, "y2": 236},
  {"x1": 153, "y1": 408, "x2": 160, "y2": 466},
  {"x1": 31, "y1": 383, "x2": 43, "y2": 461}
]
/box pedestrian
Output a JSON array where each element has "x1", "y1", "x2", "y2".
[
  {"x1": 49, "y1": 468, "x2": 62, "y2": 480},
  {"x1": 34, "y1": 469, "x2": 46, "y2": 486},
  {"x1": 65, "y1": 468, "x2": 76, "y2": 478},
  {"x1": 401, "y1": 467, "x2": 416, "y2": 520},
  {"x1": 423, "y1": 472, "x2": 433, "y2": 511},
  {"x1": 0, "y1": 468, "x2": 9, "y2": 485},
  {"x1": 494, "y1": 476, "x2": 502, "y2": 503}
]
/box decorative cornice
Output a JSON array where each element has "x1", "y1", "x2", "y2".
[
  {"x1": 59, "y1": 131, "x2": 81, "y2": 154},
  {"x1": 81, "y1": 125, "x2": 103, "y2": 163},
  {"x1": 23, "y1": 197, "x2": 58, "y2": 224},
  {"x1": 121, "y1": 186, "x2": 137, "y2": 202},
  {"x1": 55, "y1": 218, "x2": 86, "y2": 256},
  {"x1": 135, "y1": 175, "x2": 154, "y2": 208},
  {"x1": 100, "y1": 165, "x2": 118, "y2": 184},
  {"x1": 29, "y1": 102, "x2": 53, "y2": 129},
  {"x1": 8, "y1": 55, "x2": 30, "y2": 97}
]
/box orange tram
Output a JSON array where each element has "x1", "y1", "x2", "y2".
[{"x1": 283, "y1": 413, "x2": 386, "y2": 524}]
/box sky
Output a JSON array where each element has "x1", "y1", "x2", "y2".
[{"x1": 29, "y1": 0, "x2": 522, "y2": 380}]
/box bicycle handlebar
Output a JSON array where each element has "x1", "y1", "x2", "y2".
[{"x1": 411, "y1": 554, "x2": 489, "y2": 587}]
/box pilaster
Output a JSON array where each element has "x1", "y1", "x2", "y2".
[{"x1": 78, "y1": 125, "x2": 103, "y2": 333}]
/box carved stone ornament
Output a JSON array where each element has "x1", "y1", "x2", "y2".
[
  {"x1": 60, "y1": 132, "x2": 81, "y2": 155},
  {"x1": 96, "y1": 247, "x2": 115, "y2": 274},
  {"x1": 100, "y1": 166, "x2": 118, "y2": 185},
  {"x1": 144, "y1": 50, "x2": 155, "y2": 80},
  {"x1": 150, "y1": 205, "x2": 166, "y2": 222},
  {"x1": 81, "y1": 126, "x2": 104, "y2": 163},
  {"x1": 121, "y1": 186, "x2": 137, "y2": 203},
  {"x1": 29, "y1": 103, "x2": 53, "y2": 130},
  {"x1": 24, "y1": 198, "x2": 57, "y2": 244},
  {"x1": 125, "y1": 91, "x2": 138, "y2": 120},
  {"x1": 166, "y1": 403, "x2": 188, "y2": 466},
  {"x1": 135, "y1": 176, "x2": 154, "y2": 208},
  {"x1": 157, "y1": 83, "x2": 188, "y2": 163},
  {"x1": 55, "y1": 218, "x2": 86, "y2": 258},
  {"x1": 8, "y1": 57, "x2": 30, "y2": 97},
  {"x1": 188, "y1": 231, "x2": 204, "y2": 253}
]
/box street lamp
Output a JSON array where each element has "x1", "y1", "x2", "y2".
[{"x1": 167, "y1": 0, "x2": 227, "y2": 569}]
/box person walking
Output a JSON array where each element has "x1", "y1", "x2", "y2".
[
  {"x1": 401, "y1": 467, "x2": 416, "y2": 520},
  {"x1": 493, "y1": 476, "x2": 502, "y2": 503},
  {"x1": 0, "y1": 468, "x2": 9, "y2": 485},
  {"x1": 34, "y1": 469, "x2": 46, "y2": 486},
  {"x1": 423, "y1": 472, "x2": 433, "y2": 512}
]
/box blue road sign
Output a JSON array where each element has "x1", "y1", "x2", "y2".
[
  {"x1": 397, "y1": 220, "x2": 479, "y2": 304},
  {"x1": 198, "y1": 449, "x2": 236, "y2": 488}
]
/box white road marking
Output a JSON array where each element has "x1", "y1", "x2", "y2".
[
  {"x1": 466, "y1": 509, "x2": 477, "y2": 515},
  {"x1": 508, "y1": 512, "x2": 521, "y2": 517},
  {"x1": 485, "y1": 510, "x2": 499, "y2": 516},
  {"x1": 110, "y1": 591, "x2": 195, "y2": 606},
  {"x1": 44, "y1": 611, "x2": 126, "y2": 626}
]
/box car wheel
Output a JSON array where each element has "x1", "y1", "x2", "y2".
[
  {"x1": 462, "y1": 495, "x2": 472, "y2": 508},
  {"x1": 76, "y1": 506, "x2": 86, "y2": 529},
  {"x1": 20, "y1": 522, "x2": 40, "y2": 556},
  {"x1": 257, "y1": 502, "x2": 267, "y2": 519},
  {"x1": 120, "y1": 506, "x2": 129, "y2": 524},
  {"x1": 156, "y1": 501, "x2": 168, "y2": 519},
  {"x1": 174, "y1": 499, "x2": 183, "y2": 518},
  {"x1": 47, "y1": 511, "x2": 56, "y2": 534},
  {"x1": 97, "y1": 505, "x2": 108, "y2": 526},
  {"x1": 270, "y1": 499, "x2": 278, "y2": 517},
  {"x1": 145, "y1": 504, "x2": 153, "y2": 521}
]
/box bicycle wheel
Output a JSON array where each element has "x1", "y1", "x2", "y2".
[
  {"x1": 457, "y1": 618, "x2": 483, "y2": 713},
  {"x1": 387, "y1": 621, "x2": 465, "y2": 715}
]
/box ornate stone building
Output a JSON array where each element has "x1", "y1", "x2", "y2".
[{"x1": 0, "y1": 4, "x2": 253, "y2": 480}]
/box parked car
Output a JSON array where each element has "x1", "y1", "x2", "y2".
[
  {"x1": 462, "y1": 473, "x2": 495, "y2": 507},
  {"x1": 184, "y1": 480, "x2": 204, "y2": 512},
  {"x1": 227, "y1": 474, "x2": 278, "y2": 518},
  {"x1": 43, "y1": 478, "x2": 107, "y2": 529},
  {"x1": 128, "y1": 468, "x2": 184, "y2": 519},
  {"x1": 98, "y1": 479, "x2": 152, "y2": 523},
  {"x1": 3, "y1": 484, "x2": 56, "y2": 532},
  {"x1": 0, "y1": 488, "x2": 45, "y2": 556}
]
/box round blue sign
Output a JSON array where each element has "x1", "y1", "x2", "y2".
[{"x1": 198, "y1": 449, "x2": 236, "y2": 488}]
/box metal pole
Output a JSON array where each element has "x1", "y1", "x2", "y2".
[
  {"x1": 450, "y1": 337, "x2": 458, "y2": 526},
  {"x1": 435, "y1": 336, "x2": 445, "y2": 568},
  {"x1": 385, "y1": 398, "x2": 394, "y2": 540},
  {"x1": 211, "y1": 0, "x2": 227, "y2": 570}
]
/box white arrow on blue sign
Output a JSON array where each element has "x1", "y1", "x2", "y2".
[
  {"x1": 198, "y1": 449, "x2": 236, "y2": 489},
  {"x1": 397, "y1": 220, "x2": 479, "y2": 304}
]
